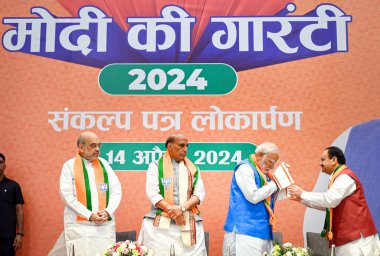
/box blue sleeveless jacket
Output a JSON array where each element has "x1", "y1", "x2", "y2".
[{"x1": 223, "y1": 159, "x2": 275, "y2": 240}]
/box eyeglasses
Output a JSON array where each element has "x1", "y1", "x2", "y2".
[{"x1": 264, "y1": 154, "x2": 277, "y2": 165}]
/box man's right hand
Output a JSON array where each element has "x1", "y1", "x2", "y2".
[
  {"x1": 98, "y1": 210, "x2": 110, "y2": 222},
  {"x1": 167, "y1": 205, "x2": 183, "y2": 219},
  {"x1": 13, "y1": 234, "x2": 23, "y2": 251},
  {"x1": 173, "y1": 215, "x2": 186, "y2": 226},
  {"x1": 89, "y1": 212, "x2": 106, "y2": 224},
  {"x1": 158, "y1": 201, "x2": 186, "y2": 226}
]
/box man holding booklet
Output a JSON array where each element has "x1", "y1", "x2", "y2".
[
  {"x1": 288, "y1": 146, "x2": 380, "y2": 256},
  {"x1": 222, "y1": 142, "x2": 290, "y2": 256}
]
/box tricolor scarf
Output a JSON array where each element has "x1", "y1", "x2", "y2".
[
  {"x1": 321, "y1": 164, "x2": 347, "y2": 240},
  {"x1": 248, "y1": 154, "x2": 277, "y2": 229},
  {"x1": 153, "y1": 151, "x2": 200, "y2": 246},
  {"x1": 73, "y1": 154, "x2": 110, "y2": 221}
]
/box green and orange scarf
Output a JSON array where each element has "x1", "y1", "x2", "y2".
[
  {"x1": 73, "y1": 154, "x2": 110, "y2": 221},
  {"x1": 321, "y1": 164, "x2": 347, "y2": 240},
  {"x1": 249, "y1": 154, "x2": 277, "y2": 229},
  {"x1": 153, "y1": 151, "x2": 200, "y2": 246}
]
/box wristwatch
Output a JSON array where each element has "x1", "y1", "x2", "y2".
[
  {"x1": 17, "y1": 232, "x2": 24, "y2": 237},
  {"x1": 181, "y1": 206, "x2": 186, "y2": 212}
]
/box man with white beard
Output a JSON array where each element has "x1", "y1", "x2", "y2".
[{"x1": 223, "y1": 142, "x2": 281, "y2": 256}]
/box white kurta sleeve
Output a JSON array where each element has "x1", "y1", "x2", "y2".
[
  {"x1": 275, "y1": 189, "x2": 287, "y2": 201},
  {"x1": 192, "y1": 168, "x2": 206, "y2": 203},
  {"x1": 146, "y1": 161, "x2": 164, "y2": 206},
  {"x1": 100, "y1": 158, "x2": 122, "y2": 216},
  {"x1": 235, "y1": 164, "x2": 278, "y2": 204},
  {"x1": 299, "y1": 199, "x2": 326, "y2": 211},
  {"x1": 59, "y1": 160, "x2": 93, "y2": 220},
  {"x1": 301, "y1": 174, "x2": 356, "y2": 209}
]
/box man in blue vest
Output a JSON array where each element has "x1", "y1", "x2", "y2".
[{"x1": 223, "y1": 142, "x2": 280, "y2": 256}]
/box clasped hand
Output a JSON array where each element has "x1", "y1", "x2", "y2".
[
  {"x1": 166, "y1": 205, "x2": 186, "y2": 226},
  {"x1": 89, "y1": 210, "x2": 110, "y2": 224}
]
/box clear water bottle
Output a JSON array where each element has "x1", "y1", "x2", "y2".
[{"x1": 170, "y1": 243, "x2": 175, "y2": 256}]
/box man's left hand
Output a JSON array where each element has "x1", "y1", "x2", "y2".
[{"x1": 13, "y1": 235, "x2": 23, "y2": 251}]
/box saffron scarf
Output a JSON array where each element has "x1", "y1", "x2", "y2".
[
  {"x1": 248, "y1": 154, "x2": 277, "y2": 229},
  {"x1": 321, "y1": 164, "x2": 347, "y2": 240},
  {"x1": 73, "y1": 154, "x2": 110, "y2": 221},
  {"x1": 153, "y1": 151, "x2": 200, "y2": 246}
]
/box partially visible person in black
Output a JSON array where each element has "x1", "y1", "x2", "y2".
[{"x1": 0, "y1": 153, "x2": 24, "y2": 256}]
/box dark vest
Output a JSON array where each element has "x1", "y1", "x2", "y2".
[{"x1": 331, "y1": 169, "x2": 378, "y2": 246}]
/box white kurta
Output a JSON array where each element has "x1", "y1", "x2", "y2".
[
  {"x1": 138, "y1": 160, "x2": 207, "y2": 256},
  {"x1": 222, "y1": 163, "x2": 284, "y2": 256},
  {"x1": 301, "y1": 173, "x2": 380, "y2": 256},
  {"x1": 59, "y1": 157, "x2": 122, "y2": 256}
]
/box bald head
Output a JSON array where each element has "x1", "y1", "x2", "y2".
[
  {"x1": 77, "y1": 131, "x2": 98, "y2": 147},
  {"x1": 77, "y1": 131, "x2": 101, "y2": 161}
]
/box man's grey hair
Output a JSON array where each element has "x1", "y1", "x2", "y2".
[
  {"x1": 165, "y1": 134, "x2": 186, "y2": 148},
  {"x1": 77, "y1": 135, "x2": 85, "y2": 147},
  {"x1": 255, "y1": 142, "x2": 279, "y2": 155}
]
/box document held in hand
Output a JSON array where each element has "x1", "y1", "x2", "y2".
[{"x1": 272, "y1": 162, "x2": 294, "y2": 190}]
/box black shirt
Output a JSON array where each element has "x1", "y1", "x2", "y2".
[{"x1": 0, "y1": 176, "x2": 24, "y2": 238}]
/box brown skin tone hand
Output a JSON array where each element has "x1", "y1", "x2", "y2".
[
  {"x1": 14, "y1": 204, "x2": 24, "y2": 251},
  {"x1": 155, "y1": 195, "x2": 201, "y2": 226},
  {"x1": 89, "y1": 212, "x2": 108, "y2": 224},
  {"x1": 287, "y1": 185, "x2": 303, "y2": 201}
]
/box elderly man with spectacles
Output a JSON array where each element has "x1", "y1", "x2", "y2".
[{"x1": 222, "y1": 142, "x2": 284, "y2": 256}]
